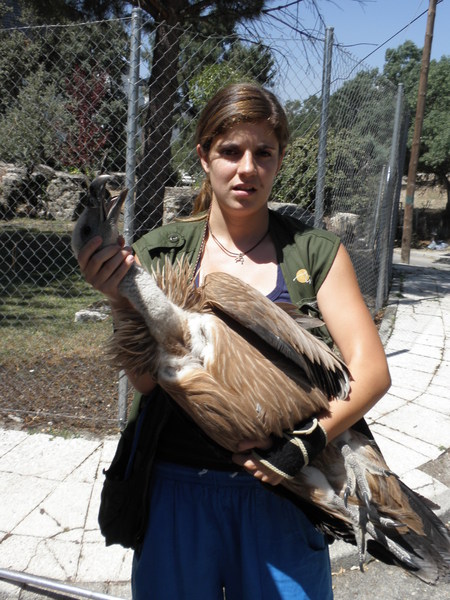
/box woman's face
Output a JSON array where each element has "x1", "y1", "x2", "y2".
[{"x1": 197, "y1": 121, "x2": 284, "y2": 216}]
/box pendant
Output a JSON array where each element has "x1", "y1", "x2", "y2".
[{"x1": 235, "y1": 253, "x2": 245, "y2": 264}]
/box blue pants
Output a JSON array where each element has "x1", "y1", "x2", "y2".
[
  {"x1": 132, "y1": 462, "x2": 332, "y2": 599},
  {"x1": 132, "y1": 463, "x2": 333, "y2": 600}
]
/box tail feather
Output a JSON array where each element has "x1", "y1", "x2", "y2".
[{"x1": 367, "y1": 516, "x2": 450, "y2": 584}]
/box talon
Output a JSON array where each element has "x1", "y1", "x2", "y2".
[
  {"x1": 363, "y1": 491, "x2": 371, "y2": 511},
  {"x1": 344, "y1": 486, "x2": 350, "y2": 507}
]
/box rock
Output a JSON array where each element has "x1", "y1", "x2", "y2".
[
  {"x1": 163, "y1": 186, "x2": 197, "y2": 224},
  {"x1": 74, "y1": 308, "x2": 110, "y2": 323},
  {"x1": 0, "y1": 162, "x2": 28, "y2": 219},
  {"x1": 0, "y1": 163, "x2": 127, "y2": 222},
  {"x1": 328, "y1": 212, "x2": 360, "y2": 237},
  {"x1": 45, "y1": 172, "x2": 88, "y2": 221}
]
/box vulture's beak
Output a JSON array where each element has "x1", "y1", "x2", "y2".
[{"x1": 88, "y1": 175, "x2": 128, "y2": 226}]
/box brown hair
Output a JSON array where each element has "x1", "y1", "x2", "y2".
[{"x1": 191, "y1": 83, "x2": 290, "y2": 215}]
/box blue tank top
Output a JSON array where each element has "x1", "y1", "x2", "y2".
[{"x1": 266, "y1": 264, "x2": 292, "y2": 303}]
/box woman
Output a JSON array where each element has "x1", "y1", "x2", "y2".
[{"x1": 78, "y1": 83, "x2": 391, "y2": 599}]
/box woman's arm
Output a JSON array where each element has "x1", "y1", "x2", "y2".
[{"x1": 316, "y1": 244, "x2": 391, "y2": 441}]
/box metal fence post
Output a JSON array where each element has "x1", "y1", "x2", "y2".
[
  {"x1": 375, "y1": 83, "x2": 405, "y2": 311},
  {"x1": 314, "y1": 27, "x2": 334, "y2": 229},
  {"x1": 118, "y1": 7, "x2": 142, "y2": 430},
  {"x1": 388, "y1": 86, "x2": 409, "y2": 284}
]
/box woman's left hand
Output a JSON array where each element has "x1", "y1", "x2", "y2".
[{"x1": 232, "y1": 439, "x2": 285, "y2": 486}]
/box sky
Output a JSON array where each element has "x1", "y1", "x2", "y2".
[
  {"x1": 300, "y1": 0, "x2": 449, "y2": 71},
  {"x1": 248, "y1": 0, "x2": 449, "y2": 100}
]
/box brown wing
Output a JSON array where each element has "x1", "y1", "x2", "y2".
[
  {"x1": 202, "y1": 272, "x2": 350, "y2": 401},
  {"x1": 163, "y1": 316, "x2": 334, "y2": 452}
]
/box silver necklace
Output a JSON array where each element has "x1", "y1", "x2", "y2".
[{"x1": 208, "y1": 226, "x2": 269, "y2": 264}]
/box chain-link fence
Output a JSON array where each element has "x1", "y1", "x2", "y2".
[{"x1": 0, "y1": 12, "x2": 408, "y2": 431}]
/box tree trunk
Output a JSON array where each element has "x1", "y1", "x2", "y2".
[
  {"x1": 444, "y1": 174, "x2": 450, "y2": 218},
  {"x1": 135, "y1": 20, "x2": 181, "y2": 238}
]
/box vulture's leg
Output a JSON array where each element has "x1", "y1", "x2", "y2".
[
  {"x1": 331, "y1": 493, "x2": 418, "y2": 572},
  {"x1": 327, "y1": 488, "x2": 369, "y2": 569},
  {"x1": 339, "y1": 443, "x2": 403, "y2": 529}
]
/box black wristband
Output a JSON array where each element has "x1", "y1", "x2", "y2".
[{"x1": 252, "y1": 418, "x2": 327, "y2": 479}]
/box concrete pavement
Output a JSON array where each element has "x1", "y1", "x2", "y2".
[
  {"x1": 330, "y1": 246, "x2": 450, "y2": 598},
  {"x1": 0, "y1": 246, "x2": 449, "y2": 599}
]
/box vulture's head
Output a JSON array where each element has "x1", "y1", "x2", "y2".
[{"x1": 71, "y1": 175, "x2": 128, "y2": 258}]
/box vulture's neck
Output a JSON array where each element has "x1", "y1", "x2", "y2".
[{"x1": 118, "y1": 263, "x2": 185, "y2": 346}]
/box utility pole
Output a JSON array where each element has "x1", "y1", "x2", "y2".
[{"x1": 400, "y1": 0, "x2": 437, "y2": 263}]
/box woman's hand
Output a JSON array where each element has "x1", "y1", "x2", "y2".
[
  {"x1": 232, "y1": 439, "x2": 284, "y2": 486},
  {"x1": 77, "y1": 235, "x2": 135, "y2": 304}
]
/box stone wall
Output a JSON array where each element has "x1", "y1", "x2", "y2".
[
  {"x1": 2, "y1": 161, "x2": 447, "y2": 240},
  {"x1": 0, "y1": 163, "x2": 316, "y2": 227},
  {"x1": 0, "y1": 162, "x2": 126, "y2": 221}
]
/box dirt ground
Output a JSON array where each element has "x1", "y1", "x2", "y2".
[
  {"x1": 0, "y1": 348, "x2": 130, "y2": 437},
  {"x1": 399, "y1": 178, "x2": 448, "y2": 210},
  {"x1": 0, "y1": 309, "x2": 386, "y2": 439}
]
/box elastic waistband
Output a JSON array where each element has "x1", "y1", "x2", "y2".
[{"x1": 153, "y1": 461, "x2": 262, "y2": 488}]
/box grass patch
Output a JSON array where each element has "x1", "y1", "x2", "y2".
[{"x1": 0, "y1": 218, "x2": 132, "y2": 435}]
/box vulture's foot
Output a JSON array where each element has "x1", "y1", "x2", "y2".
[
  {"x1": 339, "y1": 442, "x2": 391, "y2": 506},
  {"x1": 329, "y1": 491, "x2": 369, "y2": 570},
  {"x1": 340, "y1": 443, "x2": 395, "y2": 515},
  {"x1": 337, "y1": 442, "x2": 403, "y2": 568}
]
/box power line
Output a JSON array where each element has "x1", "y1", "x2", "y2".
[{"x1": 334, "y1": 0, "x2": 444, "y2": 65}]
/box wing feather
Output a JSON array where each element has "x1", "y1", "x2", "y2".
[{"x1": 202, "y1": 272, "x2": 350, "y2": 401}]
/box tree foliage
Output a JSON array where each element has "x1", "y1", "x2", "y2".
[
  {"x1": 383, "y1": 41, "x2": 450, "y2": 207},
  {"x1": 0, "y1": 67, "x2": 72, "y2": 168},
  {"x1": 272, "y1": 67, "x2": 396, "y2": 215},
  {"x1": 0, "y1": 3, "x2": 129, "y2": 172}
]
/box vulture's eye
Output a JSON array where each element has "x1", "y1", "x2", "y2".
[{"x1": 81, "y1": 225, "x2": 91, "y2": 237}]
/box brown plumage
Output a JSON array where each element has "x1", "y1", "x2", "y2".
[
  {"x1": 110, "y1": 259, "x2": 347, "y2": 449},
  {"x1": 72, "y1": 176, "x2": 450, "y2": 584}
]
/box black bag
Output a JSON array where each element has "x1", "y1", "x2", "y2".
[{"x1": 98, "y1": 389, "x2": 170, "y2": 549}]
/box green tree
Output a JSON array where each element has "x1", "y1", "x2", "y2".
[
  {"x1": 383, "y1": 41, "x2": 450, "y2": 211},
  {"x1": 383, "y1": 40, "x2": 422, "y2": 94},
  {"x1": 0, "y1": 3, "x2": 129, "y2": 172},
  {"x1": 272, "y1": 68, "x2": 397, "y2": 216},
  {"x1": 329, "y1": 69, "x2": 395, "y2": 149},
  {"x1": 272, "y1": 127, "x2": 382, "y2": 215},
  {"x1": 271, "y1": 132, "x2": 318, "y2": 209},
  {"x1": 285, "y1": 96, "x2": 321, "y2": 139},
  {"x1": 420, "y1": 56, "x2": 450, "y2": 184},
  {"x1": 0, "y1": 68, "x2": 72, "y2": 168}
]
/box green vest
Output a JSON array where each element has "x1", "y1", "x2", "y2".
[{"x1": 133, "y1": 209, "x2": 340, "y2": 318}]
